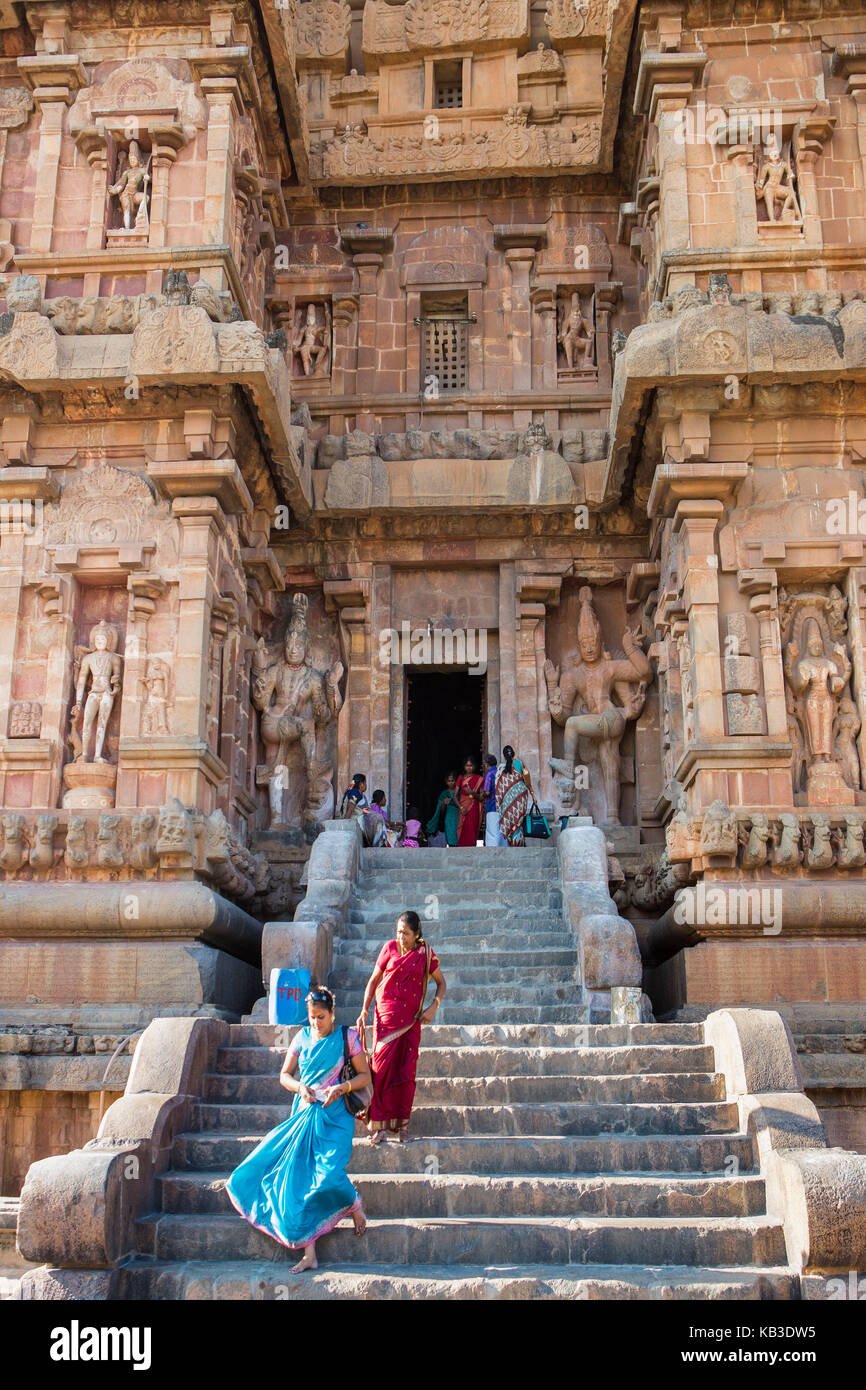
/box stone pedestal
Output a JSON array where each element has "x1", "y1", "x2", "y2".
[
  {"x1": 62, "y1": 762, "x2": 117, "y2": 809},
  {"x1": 806, "y1": 762, "x2": 856, "y2": 806}
]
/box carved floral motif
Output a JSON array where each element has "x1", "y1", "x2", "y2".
[
  {"x1": 295, "y1": 0, "x2": 352, "y2": 59},
  {"x1": 319, "y1": 113, "x2": 601, "y2": 182}
]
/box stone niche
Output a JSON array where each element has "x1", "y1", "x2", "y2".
[{"x1": 545, "y1": 580, "x2": 654, "y2": 828}]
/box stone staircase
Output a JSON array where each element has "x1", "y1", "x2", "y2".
[{"x1": 117, "y1": 846, "x2": 801, "y2": 1299}]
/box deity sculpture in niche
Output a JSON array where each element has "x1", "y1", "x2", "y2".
[
  {"x1": 69, "y1": 622, "x2": 123, "y2": 764},
  {"x1": 557, "y1": 292, "x2": 594, "y2": 372},
  {"x1": 251, "y1": 593, "x2": 344, "y2": 832},
  {"x1": 755, "y1": 139, "x2": 802, "y2": 225},
  {"x1": 109, "y1": 140, "x2": 152, "y2": 231},
  {"x1": 291, "y1": 302, "x2": 331, "y2": 377},
  {"x1": 544, "y1": 587, "x2": 652, "y2": 825},
  {"x1": 781, "y1": 586, "x2": 860, "y2": 805}
]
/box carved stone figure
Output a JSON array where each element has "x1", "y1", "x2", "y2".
[
  {"x1": 782, "y1": 589, "x2": 853, "y2": 804},
  {"x1": 755, "y1": 140, "x2": 802, "y2": 225},
  {"x1": 96, "y1": 814, "x2": 125, "y2": 869},
  {"x1": 545, "y1": 586, "x2": 651, "y2": 825},
  {"x1": 837, "y1": 814, "x2": 866, "y2": 870},
  {"x1": 109, "y1": 140, "x2": 151, "y2": 231},
  {"x1": 69, "y1": 622, "x2": 123, "y2": 765},
  {"x1": 557, "y1": 292, "x2": 594, "y2": 370},
  {"x1": 64, "y1": 816, "x2": 89, "y2": 870},
  {"x1": 0, "y1": 814, "x2": 26, "y2": 873},
  {"x1": 292, "y1": 302, "x2": 331, "y2": 377},
  {"x1": 740, "y1": 813, "x2": 771, "y2": 869},
  {"x1": 805, "y1": 814, "x2": 835, "y2": 870},
  {"x1": 700, "y1": 800, "x2": 738, "y2": 858},
  {"x1": 29, "y1": 815, "x2": 58, "y2": 873},
  {"x1": 141, "y1": 659, "x2": 171, "y2": 737},
  {"x1": 129, "y1": 813, "x2": 157, "y2": 870},
  {"x1": 252, "y1": 593, "x2": 344, "y2": 830},
  {"x1": 773, "y1": 813, "x2": 803, "y2": 869},
  {"x1": 835, "y1": 696, "x2": 862, "y2": 792}
]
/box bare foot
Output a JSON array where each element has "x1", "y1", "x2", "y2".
[
  {"x1": 352, "y1": 1207, "x2": 367, "y2": 1237},
  {"x1": 370, "y1": 1131, "x2": 385, "y2": 1145},
  {"x1": 397, "y1": 1131, "x2": 412, "y2": 1144},
  {"x1": 290, "y1": 1246, "x2": 318, "y2": 1273}
]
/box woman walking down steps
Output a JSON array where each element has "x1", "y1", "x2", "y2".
[{"x1": 121, "y1": 843, "x2": 800, "y2": 1300}]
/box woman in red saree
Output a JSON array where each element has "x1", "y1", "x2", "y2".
[
  {"x1": 356, "y1": 911, "x2": 446, "y2": 1142},
  {"x1": 455, "y1": 756, "x2": 485, "y2": 846}
]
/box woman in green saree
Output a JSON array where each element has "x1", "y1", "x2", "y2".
[{"x1": 426, "y1": 770, "x2": 459, "y2": 847}]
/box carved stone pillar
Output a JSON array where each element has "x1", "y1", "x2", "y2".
[
  {"x1": 594, "y1": 281, "x2": 622, "y2": 390},
  {"x1": 846, "y1": 566, "x2": 866, "y2": 796},
  {"x1": 833, "y1": 46, "x2": 866, "y2": 200},
  {"x1": 724, "y1": 144, "x2": 759, "y2": 248},
  {"x1": 498, "y1": 562, "x2": 519, "y2": 763},
  {"x1": 530, "y1": 287, "x2": 557, "y2": 392},
  {"x1": 516, "y1": 600, "x2": 545, "y2": 796},
  {"x1": 198, "y1": 77, "x2": 241, "y2": 276},
  {"x1": 369, "y1": 564, "x2": 392, "y2": 797},
  {"x1": 115, "y1": 576, "x2": 166, "y2": 808},
  {"x1": 324, "y1": 579, "x2": 371, "y2": 801},
  {"x1": 795, "y1": 111, "x2": 835, "y2": 251},
  {"x1": 633, "y1": 50, "x2": 707, "y2": 275},
  {"x1": 331, "y1": 294, "x2": 358, "y2": 402},
  {"x1": 147, "y1": 128, "x2": 185, "y2": 250},
  {"x1": 674, "y1": 499, "x2": 725, "y2": 765},
  {"x1": 493, "y1": 226, "x2": 546, "y2": 417},
  {"x1": 75, "y1": 128, "x2": 110, "y2": 255},
  {"x1": 18, "y1": 54, "x2": 87, "y2": 254},
  {"x1": 738, "y1": 569, "x2": 788, "y2": 740},
  {"x1": 340, "y1": 227, "x2": 394, "y2": 431}
]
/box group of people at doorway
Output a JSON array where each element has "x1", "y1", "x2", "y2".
[
  {"x1": 227, "y1": 910, "x2": 446, "y2": 1273},
  {"x1": 427, "y1": 747, "x2": 536, "y2": 847},
  {"x1": 339, "y1": 746, "x2": 537, "y2": 850}
]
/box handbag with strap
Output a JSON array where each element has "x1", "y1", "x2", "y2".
[
  {"x1": 341, "y1": 1024, "x2": 374, "y2": 1118},
  {"x1": 524, "y1": 801, "x2": 551, "y2": 839}
]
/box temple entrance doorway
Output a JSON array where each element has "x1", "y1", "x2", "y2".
[{"x1": 405, "y1": 669, "x2": 486, "y2": 829}]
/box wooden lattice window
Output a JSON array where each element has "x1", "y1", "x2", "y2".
[{"x1": 421, "y1": 301, "x2": 469, "y2": 394}]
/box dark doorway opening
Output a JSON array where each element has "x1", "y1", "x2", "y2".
[{"x1": 405, "y1": 669, "x2": 485, "y2": 828}]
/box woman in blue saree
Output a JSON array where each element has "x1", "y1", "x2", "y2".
[{"x1": 226, "y1": 986, "x2": 370, "y2": 1273}]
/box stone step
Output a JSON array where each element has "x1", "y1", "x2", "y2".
[
  {"x1": 156, "y1": 1170, "x2": 766, "y2": 1220},
  {"x1": 136, "y1": 1211, "x2": 787, "y2": 1268},
  {"x1": 361, "y1": 845, "x2": 558, "y2": 856},
  {"x1": 218, "y1": 1042, "x2": 715, "y2": 1077},
  {"x1": 334, "y1": 943, "x2": 577, "y2": 967},
  {"x1": 116, "y1": 1259, "x2": 799, "y2": 1301},
  {"x1": 342, "y1": 921, "x2": 568, "y2": 941},
  {"x1": 799, "y1": 1054, "x2": 866, "y2": 1085},
  {"x1": 190, "y1": 1098, "x2": 739, "y2": 1137},
  {"x1": 355, "y1": 878, "x2": 558, "y2": 889},
  {"x1": 332, "y1": 1006, "x2": 587, "y2": 1025},
  {"x1": 228, "y1": 1022, "x2": 704, "y2": 1048},
  {"x1": 202, "y1": 1071, "x2": 724, "y2": 1106},
  {"x1": 329, "y1": 963, "x2": 579, "y2": 990},
  {"x1": 350, "y1": 892, "x2": 562, "y2": 908},
  {"x1": 171, "y1": 1130, "x2": 756, "y2": 1174},
  {"x1": 332, "y1": 973, "x2": 583, "y2": 995}
]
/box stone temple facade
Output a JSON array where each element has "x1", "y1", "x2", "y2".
[{"x1": 2, "y1": 0, "x2": 866, "y2": 1277}]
